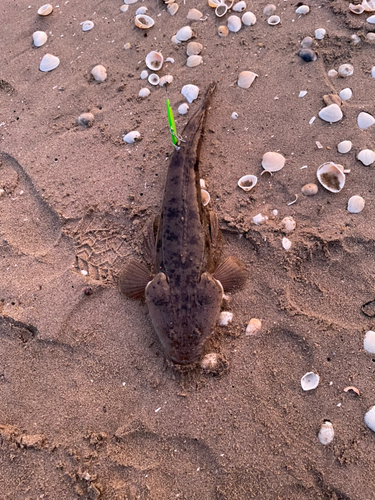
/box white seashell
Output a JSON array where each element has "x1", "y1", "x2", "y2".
[
  {"x1": 318, "y1": 421, "x2": 334, "y2": 445},
  {"x1": 187, "y1": 8, "x2": 202, "y2": 19},
  {"x1": 318, "y1": 104, "x2": 343, "y2": 123},
  {"x1": 315, "y1": 28, "x2": 326, "y2": 39},
  {"x1": 357, "y1": 149, "x2": 375, "y2": 166},
  {"x1": 351, "y1": 33, "x2": 361, "y2": 44},
  {"x1": 140, "y1": 70, "x2": 148, "y2": 79},
  {"x1": 148, "y1": 73, "x2": 160, "y2": 85},
  {"x1": 237, "y1": 71, "x2": 258, "y2": 89},
  {"x1": 253, "y1": 213, "x2": 268, "y2": 225},
  {"x1": 268, "y1": 15, "x2": 280, "y2": 25},
  {"x1": 200, "y1": 179, "x2": 206, "y2": 189},
  {"x1": 145, "y1": 51, "x2": 163, "y2": 71},
  {"x1": 138, "y1": 88, "x2": 150, "y2": 98},
  {"x1": 166, "y1": 57, "x2": 175, "y2": 63},
  {"x1": 123, "y1": 131, "x2": 141, "y2": 144},
  {"x1": 200, "y1": 353, "x2": 220, "y2": 370},
  {"x1": 246, "y1": 318, "x2": 262, "y2": 335},
  {"x1": 233, "y1": 1, "x2": 247, "y2": 12},
  {"x1": 363, "y1": 0, "x2": 375, "y2": 11},
  {"x1": 367, "y1": 14, "x2": 375, "y2": 21},
  {"x1": 218, "y1": 311, "x2": 233, "y2": 326},
  {"x1": 33, "y1": 31, "x2": 47, "y2": 47},
  {"x1": 282, "y1": 237, "x2": 292, "y2": 250},
  {"x1": 159, "y1": 75, "x2": 173, "y2": 86},
  {"x1": 231, "y1": 112, "x2": 238, "y2": 119},
  {"x1": 136, "y1": 6, "x2": 148, "y2": 15},
  {"x1": 301, "y1": 183, "x2": 318, "y2": 195},
  {"x1": 327, "y1": 69, "x2": 337, "y2": 77},
  {"x1": 273, "y1": 209, "x2": 279, "y2": 216},
  {"x1": 39, "y1": 54, "x2": 60, "y2": 72},
  {"x1": 125, "y1": 0, "x2": 138, "y2": 3},
  {"x1": 242, "y1": 11, "x2": 257, "y2": 25},
  {"x1": 187, "y1": 55, "x2": 203, "y2": 67},
  {"x1": 91, "y1": 65, "x2": 107, "y2": 82},
  {"x1": 349, "y1": 3, "x2": 365, "y2": 13},
  {"x1": 171, "y1": 35, "x2": 181, "y2": 44},
  {"x1": 338, "y1": 63, "x2": 354, "y2": 76},
  {"x1": 365, "y1": 406, "x2": 375, "y2": 432},
  {"x1": 339, "y1": 88, "x2": 352, "y2": 100},
  {"x1": 135, "y1": 14, "x2": 155, "y2": 29},
  {"x1": 181, "y1": 84, "x2": 199, "y2": 103},
  {"x1": 372, "y1": 66, "x2": 375, "y2": 77},
  {"x1": 215, "y1": 4, "x2": 228, "y2": 17},
  {"x1": 176, "y1": 26, "x2": 193, "y2": 42},
  {"x1": 316, "y1": 162, "x2": 345, "y2": 193},
  {"x1": 299, "y1": 90, "x2": 307, "y2": 97},
  {"x1": 208, "y1": 0, "x2": 221, "y2": 6},
  {"x1": 263, "y1": 4, "x2": 276, "y2": 15},
  {"x1": 178, "y1": 103, "x2": 189, "y2": 115},
  {"x1": 296, "y1": 5, "x2": 310, "y2": 14},
  {"x1": 38, "y1": 3, "x2": 53, "y2": 16},
  {"x1": 81, "y1": 20, "x2": 94, "y2": 31},
  {"x1": 281, "y1": 216, "x2": 296, "y2": 233},
  {"x1": 186, "y1": 42, "x2": 203, "y2": 56},
  {"x1": 167, "y1": 3, "x2": 179, "y2": 16},
  {"x1": 227, "y1": 15, "x2": 242, "y2": 32},
  {"x1": 238, "y1": 174, "x2": 257, "y2": 191},
  {"x1": 120, "y1": 5, "x2": 129, "y2": 12},
  {"x1": 337, "y1": 140, "x2": 352, "y2": 153},
  {"x1": 301, "y1": 372, "x2": 319, "y2": 391},
  {"x1": 124, "y1": 42, "x2": 131, "y2": 50},
  {"x1": 262, "y1": 151, "x2": 285, "y2": 172},
  {"x1": 364, "y1": 330, "x2": 375, "y2": 353},
  {"x1": 347, "y1": 195, "x2": 365, "y2": 213},
  {"x1": 201, "y1": 189, "x2": 210, "y2": 206},
  {"x1": 357, "y1": 111, "x2": 375, "y2": 129},
  {"x1": 301, "y1": 36, "x2": 313, "y2": 47}
]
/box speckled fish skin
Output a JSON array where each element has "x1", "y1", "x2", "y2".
[{"x1": 145, "y1": 83, "x2": 223, "y2": 365}]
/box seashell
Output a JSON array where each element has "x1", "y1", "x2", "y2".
[
  {"x1": 186, "y1": 42, "x2": 203, "y2": 56},
  {"x1": 301, "y1": 36, "x2": 313, "y2": 47},
  {"x1": 176, "y1": 26, "x2": 193, "y2": 42},
  {"x1": 301, "y1": 371, "x2": 320, "y2": 391},
  {"x1": 33, "y1": 31, "x2": 47, "y2": 47},
  {"x1": 125, "y1": 0, "x2": 138, "y2": 3},
  {"x1": 181, "y1": 84, "x2": 200, "y2": 103},
  {"x1": 233, "y1": 1, "x2": 247, "y2": 12},
  {"x1": 296, "y1": 5, "x2": 310, "y2": 14},
  {"x1": 363, "y1": 0, "x2": 375, "y2": 11},
  {"x1": 357, "y1": 111, "x2": 375, "y2": 129},
  {"x1": 318, "y1": 421, "x2": 334, "y2": 445},
  {"x1": 39, "y1": 54, "x2": 60, "y2": 72},
  {"x1": 145, "y1": 51, "x2": 163, "y2": 71},
  {"x1": 352, "y1": 33, "x2": 361, "y2": 44},
  {"x1": 253, "y1": 213, "x2": 268, "y2": 225},
  {"x1": 338, "y1": 63, "x2": 354, "y2": 76},
  {"x1": 318, "y1": 104, "x2": 343, "y2": 123},
  {"x1": 282, "y1": 237, "x2": 292, "y2": 250},
  {"x1": 135, "y1": 14, "x2": 155, "y2": 29},
  {"x1": 38, "y1": 3, "x2": 53, "y2": 16},
  {"x1": 315, "y1": 28, "x2": 326, "y2": 39},
  {"x1": 120, "y1": 5, "x2": 129, "y2": 12},
  {"x1": 263, "y1": 4, "x2": 276, "y2": 15},
  {"x1": 238, "y1": 174, "x2": 257, "y2": 191},
  {"x1": 301, "y1": 183, "x2": 318, "y2": 195},
  {"x1": 372, "y1": 66, "x2": 375, "y2": 77},
  {"x1": 367, "y1": 14, "x2": 375, "y2": 21},
  {"x1": 323, "y1": 94, "x2": 342, "y2": 106},
  {"x1": 268, "y1": 15, "x2": 280, "y2": 25},
  {"x1": 339, "y1": 88, "x2": 352, "y2": 100},
  {"x1": 218, "y1": 311, "x2": 233, "y2": 326},
  {"x1": 357, "y1": 149, "x2": 375, "y2": 166},
  {"x1": 327, "y1": 69, "x2": 337, "y2": 77},
  {"x1": 347, "y1": 195, "x2": 365, "y2": 213},
  {"x1": 159, "y1": 75, "x2": 173, "y2": 86},
  {"x1": 262, "y1": 151, "x2": 285, "y2": 172},
  {"x1": 123, "y1": 131, "x2": 141, "y2": 144},
  {"x1": 349, "y1": 3, "x2": 365, "y2": 13},
  {"x1": 164, "y1": 0, "x2": 176, "y2": 4},
  {"x1": 148, "y1": 73, "x2": 160, "y2": 85},
  {"x1": 242, "y1": 11, "x2": 257, "y2": 25},
  {"x1": 166, "y1": 57, "x2": 175, "y2": 63},
  {"x1": 227, "y1": 15, "x2": 242, "y2": 32},
  {"x1": 365, "y1": 406, "x2": 375, "y2": 432},
  {"x1": 178, "y1": 103, "x2": 189, "y2": 115},
  {"x1": 218, "y1": 25, "x2": 229, "y2": 36},
  {"x1": 246, "y1": 318, "x2": 262, "y2": 335},
  {"x1": 124, "y1": 42, "x2": 131, "y2": 50},
  {"x1": 77, "y1": 112, "x2": 95, "y2": 127},
  {"x1": 201, "y1": 189, "x2": 211, "y2": 207},
  {"x1": 281, "y1": 216, "x2": 296, "y2": 233},
  {"x1": 298, "y1": 48, "x2": 317, "y2": 62},
  {"x1": 317, "y1": 162, "x2": 345, "y2": 193},
  {"x1": 231, "y1": 111, "x2": 238, "y2": 119},
  {"x1": 364, "y1": 330, "x2": 375, "y2": 353},
  {"x1": 337, "y1": 140, "x2": 352, "y2": 153},
  {"x1": 344, "y1": 386, "x2": 360, "y2": 395},
  {"x1": 187, "y1": 8, "x2": 202, "y2": 20},
  {"x1": 237, "y1": 71, "x2": 258, "y2": 88},
  {"x1": 366, "y1": 32, "x2": 375, "y2": 41},
  {"x1": 200, "y1": 352, "x2": 220, "y2": 371},
  {"x1": 208, "y1": 0, "x2": 221, "y2": 6},
  {"x1": 200, "y1": 179, "x2": 206, "y2": 189},
  {"x1": 167, "y1": 3, "x2": 179, "y2": 16},
  {"x1": 136, "y1": 6, "x2": 148, "y2": 15},
  {"x1": 140, "y1": 70, "x2": 148, "y2": 79},
  {"x1": 81, "y1": 20, "x2": 94, "y2": 31},
  {"x1": 91, "y1": 65, "x2": 107, "y2": 82},
  {"x1": 187, "y1": 55, "x2": 203, "y2": 67},
  {"x1": 138, "y1": 88, "x2": 151, "y2": 98}
]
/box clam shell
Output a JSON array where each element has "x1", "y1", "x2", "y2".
[
  {"x1": 363, "y1": 0, "x2": 375, "y2": 11},
  {"x1": 246, "y1": 318, "x2": 262, "y2": 335},
  {"x1": 253, "y1": 213, "x2": 268, "y2": 225},
  {"x1": 281, "y1": 216, "x2": 296, "y2": 233},
  {"x1": 208, "y1": 0, "x2": 222, "y2": 7},
  {"x1": 227, "y1": 15, "x2": 242, "y2": 32},
  {"x1": 352, "y1": 33, "x2": 361, "y2": 44},
  {"x1": 176, "y1": 26, "x2": 193, "y2": 41},
  {"x1": 140, "y1": 70, "x2": 148, "y2": 79},
  {"x1": 262, "y1": 151, "x2": 285, "y2": 172},
  {"x1": 357, "y1": 149, "x2": 375, "y2": 166},
  {"x1": 187, "y1": 8, "x2": 202, "y2": 19},
  {"x1": 238, "y1": 174, "x2": 257, "y2": 191},
  {"x1": 357, "y1": 111, "x2": 375, "y2": 129},
  {"x1": 372, "y1": 66, "x2": 375, "y2": 77},
  {"x1": 81, "y1": 20, "x2": 94, "y2": 31},
  {"x1": 120, "y1": 5, "x2": 129, "y2": 12},
  {"x1": 349, "y1": 3, "x2": 365, "y2": 13},
  {"x1": 318, "y1": 104, "x2": 343, "y2": 123},
  {"x1": 301, "y1": 36, "x2": 313, "y2": 47},
  {"x1": 218, "y1": 311, "x2": 233, "y2": 326},
  {"x1": 318, "y1": 421, "x2": 334, "y2": 445},
  {"x1": 135, "y1": 15, "x2": 155, "y2": 29},
  {"x1": 159, "y1": 75, "x2": 173, "y2": 86},
  {"x1": 125, "y1": 0, "x2": 138, "y2": 3},
  {"x1": 91, "y1": 64, "x2": 107, "y2": 82},
  {"x1": 201, "y1": 189, "x2": 210, "y2": 206},
  {"x1": 316, "y1": 162, "x2": 345, "y2": 193},
  {"x1": 365, "y1": 406, "x2": 375, "y2": 432},
  {"x1": 136, "y1": 6, "x2": 148, "y2": 15},
  {"x1": 39, "y1": 54, "x2": 60, "y2": 72},
  {"x1": 364, "y1": 330, "x2": 375, "y2": 353},
  {"x1": 138, "y1": 88, "x2": 150, "y2": 98},
  {"x1": 339, "y1": 87, "x2": 352, "y2": 100},
  {"x1": 367, "y1": 14, "x2": 375, "y2": 21},
  {"x1": 301, "y1": 372, "x2": 319, "y2": 391},
  {"x1": 171, "y1": 35, "x2": 181, "y2": 44},
  {"x1": 233, "y1": 1, "x2": 247, "y2": 12},
  {"x1": 338, "y1": 63, "x2": 354, "y2": 76},
  {"x1": 347, "y1": 195, "x2": 365, "y2": 213},
  {"x1": 145, "y1": 51, "x2": 163, "y2": 71},
  {"x1": 186, "y1": 42, "x2": 203, "y2": 56},
  {"x1": 33, "y1": 31, "x2": 47, "y2": 47},
  {"x1": 263, "y1": 4, "x2": 276, "y2": 15},
  {"x1": 237, "y1": 70, "x2": 258, "y2": 88},
  {"x1": 327, "y1": 69, "x2": 337, "y2": 77},
  {"x1": 148, "y1": 73, "x2": 160, "y2": 85},
  {"x1": 167, "y1": 3, "x2": 179, "y2": 16},
  {"x1": 181, "y1": 84, "x2": 199, "y2": 103},
  {"x1": 218, "y1": 25, "x2": 229, "y2": 36},
  {"x1": 268, "y1": 15, "x2": 280, "y2": 25},
  {"x1": 315, "y1": 28, "x2": 326, "y2": 39},
  {"x1": 242, "y1": 11, "x2": 256, "y2": 25},
  {"x1": 178, "y1": 103, "x2": 189, "y2": 115},
  {"x1": 186, "y1": 55, "x2": 203, "y2": 67},
  {"x1": 301, "y1": 183, "x2": 318, "y2": 196},
  {"x1": 123, "y1": 131, "x2": 141, "y2": 144},
  {"x1": 282, "y1": 237, "x2": 292, "y2": 250},
  {"x1": 296, "y1": 5, "x2": 310, "y2": 14},
  {"x1": 337, "y1": 140, "x2": 352, "y2": 153},
  {"x1": 38, "y1": 3, "x2": 53, "y2": 16}
]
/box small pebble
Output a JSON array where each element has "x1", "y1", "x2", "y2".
[
  {"x1": 77, "y1": 112, "x2": 95, "y2": 127},
  {"x1": 298, "y1": 49, "x2": 317, "y2": 62},
  {"x1": 246, "y1": 318, "x2": 262, "y2": 336}
]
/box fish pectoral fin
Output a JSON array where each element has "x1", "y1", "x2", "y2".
[
  {"x1": 195, "y1": 273, "x2": 223, "y2": 331},
  {"x1": 213, "y1": 256, "x2": 247, "y2": 293},
  {"x1": 119, "y1": 259, "x2": 154, "y2": 300}
]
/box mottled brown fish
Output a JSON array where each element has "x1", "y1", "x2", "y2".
[{"x1": 119, "y1": 83, "x2": 247, "y2": 364}]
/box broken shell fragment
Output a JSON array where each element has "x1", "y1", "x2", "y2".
[
  {"x1": 339, "y1": 88, "x2": 352, "y2": 101},
  {"x1": 218, "y1": 311, "x2": 233, "y2": 326},
  {"x1": 135, "y1": 6, "x2": 148, "y2": 15},
  {"x1": 364, "y1": 330, "x2": 375, "y2": 353},
  {"x1": 187, "y1": 8, "x2": 202, "y2": 19},
  {"x1": 227, "y1": 15, "x2": 242, "y2": 32},
  {"x1": 187, "y1": 55, "x2": 203, "y2": 67},
  {"x1": 148, "y1": 73, "x2": 160, "y2": 85},
  {"x1": 238, "y1": 174, "x2": 257, "y2": 191},
  {"x1": 282, "y1": 237, "x2": 292, "y2": 250},
  {"x1": 367, "y1": 14, "x2": 375, "y2": 22},
  {"x1": 301, "y1": 372, "x2": 320, "y2": 391},
  {"x1": 301, "y1": 183, "x2": 318, "y2": 196},
  {"x1": 120, "y1": 5, "x2": 129, "y2": 12},
  {"x1": 349, "y1": 3, "x2": 365, "y2": 13},
  {"x1": 301, "y1": 36, "x2": 313, "y2": 47},
  {"x1": 215, "y1": 4, "x2": 228, "y2": 17},
  {"x1": 140, "y1": 70, "x2": 148, "y2": 79},
  {"x1": 262, "y1": 151, "x2": 285, "y2": 172},
  {"x1": 181, "y1": 84, "x2": 199, "y2": 103},
  {"x1": 357, "y1": 111, "x2": 375, "y2": 129},
  {"x1": 327, "y1": 69, "x2": 337, "y2": 77},
  {"x1": 135, "y1": 15, "x2": 155, "y2": 29},
  {"x1": 186, "y1": 42, "x2": 203, "y2": 56},
  {"x1": 357, "y1": 149, "x2": 375, "y2": 165},
  {"x1": 315, "y1": 28, "x2": 326, "y2": 39},
  {"x1": 338, "y1": 63, "x2": 354, "y2": 76},
  {"x1": 233, "y1": 1, "x2": 247, "y2": 12},
  {"x1": 81, "y1": 20, "x2": 94, "y2": 31},
  {"x1": 38, "y1": 3, "x2": 53, "y2": 16},
  {"x1": 298, "y1": 48, "x2": 317, "y2": 62},
  {"x1": 178, "y1": 103, "x2": 189, "y2": 115},
  {"x1": 138, "y1": 88, "x2": 151, "y2": 98},
  {"x1": 365, "y1": 406, "x2": 375, "y2": 432},
  {"x1": 33, "y1": 31, "x2": 48, "y2": 47},
  {"x1": 318, "y1": 104, "x2": 343, "y2": 123},
  {"x1": 167, "y1": 3, "x2": 179, "y2": 16},
  {"x1": 218, "y1": 25, "x2": 229, "y2": 36},
  {"x1": 344, "y1": 386, "x2": 360, "y2": 395},
  {"x1": 201, "y1": 189, "x2": 210, "y2": 206},
  {"x1": 296, "y1": 4, "x2": 310, "y2": 14},
  {"x1": 337, "y1": 140, "x2": 352, "y2": 153},
  {"x1": 242, "y1": 11, "x2": 257, "y2": 25},
  {"x1": 123, "y1": 131, "x2": 141, "y2": 144},
  {"x1": 39, "y1": 54, "x2": 60, "y2": 72},
  {"x1": 246, "y1": 318, "x2": 262, "y2": 335},
  {"x1": 237, "y1": 71, "x2": 258, "y2": 88},
  {"x1": 347, "y1": 195, "x2": 365, "y2": 213},
  {"x1": 253, "y1": 213, "x2": 268, "y2": 225},
  {"x1": 145, "y1": 51, "x2": 163, "y2": 71},
  {"x1": 208, "y1": 0, "x2": 221, "y2": 6},
  {"x1": 263, "y1": 4, "x2": 276, "y2": 15},
  {"x1": 91, "y1": 65, "x2": 107, "y2": 82},
  {"x1": 268, "y1": 15, "x2": 281, "y2": 25},
  {"x1": 176, "y1": 26, "x2": 193, "y2": 42},
  {"x1": 318, "y1": 421, "x2": 334, "y2": 445},
  {"x1": 363, "y1": 0, "x2": 375, "y2": 12},
  {"x1": 281, "y1": 216, "x2": 296, "y2": 233},
  {"x1": 317, "y1": 162, "x2": 345, "y2": 193},
  {"x1": 159, "y1": 75, "x2": 173, "y2": 86}
]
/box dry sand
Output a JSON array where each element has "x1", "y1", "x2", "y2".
[{"x1": 1, "y1": 0, "x2": 375, "y2": 498}]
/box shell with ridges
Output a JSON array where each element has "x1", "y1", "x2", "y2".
[
  {"x1": 262, "y1": 152, "x2": 285, "y2": 172},
  {"x1": 33, "y1": 31, "x2": 48, "y2": 47},
  {"x1": 181, "y1": 84, "x2": 199, "y2": 103},
  {"x1": 135, "y1": 14, "x2": 155, "y2": 29},
  {"x1": 316, "y1": 162, "x2": 345, "y2": 192},
  {"x1": 242, "y1": 11, "x2": 256, "y2": 25},
  {"x1": 237, "y1": 71, "x2": 258, "y2": 88}
]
